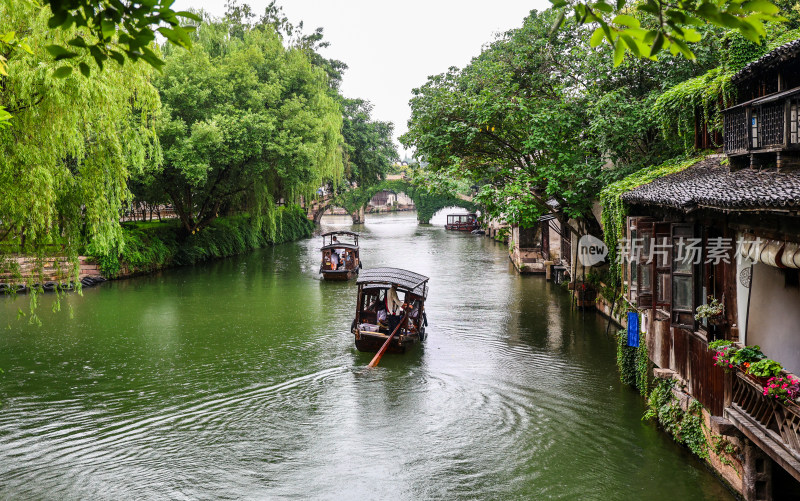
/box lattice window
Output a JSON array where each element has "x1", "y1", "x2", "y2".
[
  {"x1": 792, "y1": 101, "x2": 799, "y2": 144},
  {"x1": 724, "y1": 109, "x2": 748, "y2": 153},
  {"x1": 759, "y1": 102, "x2": 785, "y2": 147}
]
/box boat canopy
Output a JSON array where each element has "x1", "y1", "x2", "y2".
[
  {"x1": 321, "y1": 243, "x2": 359, "y2": 251},
  {"x1": 321, "y1": 231, "x2": 359, "y2": 237},
  {"x1": 357, "y1": 267, "x2": 429, "y2": 298},
  {"x1": 321, "y1": 230, "x2": 359, "y2": 247}
]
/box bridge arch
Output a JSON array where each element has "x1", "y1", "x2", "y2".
[
  {"x1": 324, "y1": 179, "x2": 476, "y2": 224},
  {"x1": 311, "y1": 202, "x2": 363, "y2": 225}
]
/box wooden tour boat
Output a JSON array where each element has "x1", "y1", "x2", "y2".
[
  {"x1": 320, "y1": 231, "x2": 361, "y2": 281},
  {"x1": 352, "y1": 267, "x2": 429, "y2": 354},
  {"x1": 445, "y1": 213, "x2": 479, "y2": 231}
]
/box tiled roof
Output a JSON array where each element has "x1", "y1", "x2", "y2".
[
  {"x1": 621, "y1": 156, "x2": 800, "y2": 212},
  {"x1": 733, "y1": 39, "x2": 800, "y2": 84}
]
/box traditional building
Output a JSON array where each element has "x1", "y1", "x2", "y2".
[
  {"x1": 618, "y1": 41, "x2": 800, "y2": 500},
  {"x1": 508, "y1": 216, "x2": 568, "y2": 278}
]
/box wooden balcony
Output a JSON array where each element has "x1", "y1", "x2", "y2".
[
  {"x1": 724, "y1": 371, "x2": 800, "y2": 482},
  {"x1": 723, "y1": 86, "x2": 800, "y2": 157}
]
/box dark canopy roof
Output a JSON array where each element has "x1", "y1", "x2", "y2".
[
  {"x1": 733, "y1": 39, "x2": 800, "y2": 84},
  {"x1": 357, "y1": 267, "x2": 429, "y2": 297},
  {"x1": 621, "y1": 156, "x2": 800, "y2": 212},
  {"x1": 321, "y1": 231, "x2": 359, "y2": 237}
]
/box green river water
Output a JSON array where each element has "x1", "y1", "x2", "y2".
[{"x1": 0, "y1": 211, "x2": 734, "y2": 500}]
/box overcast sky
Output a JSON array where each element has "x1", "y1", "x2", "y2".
[{"x1": 173, "y1": 0, "x2": 550, "y2": 157}]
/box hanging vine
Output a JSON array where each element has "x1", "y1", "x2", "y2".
[
  {"x1": 599, "y1": 156, "x2": 701, "y2": 289},
  {"x1": 616, "y1": 329, "x2": 651, "y2": 398}
]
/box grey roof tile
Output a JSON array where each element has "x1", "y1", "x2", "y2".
[{"x1": 621, "y1": 157, "x2": 800, "y2": 212}]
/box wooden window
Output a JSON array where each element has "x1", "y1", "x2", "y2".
[
  {"x1": 654, "y1": 222, "x2": 671, "y2": 311},
  {"x1": 626, "y1": 217, "x2": 638, "y2": 305},
  {"x1": 637, "y1": 220, "x2": 654, "y2": 309},
  {"x1": 671, "y1": 223, "x2": 697, "y2": 331}
]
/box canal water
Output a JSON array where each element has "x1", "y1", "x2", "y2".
[{"x1": 0, "y1": 212, "x2": 733, "y2": 500}]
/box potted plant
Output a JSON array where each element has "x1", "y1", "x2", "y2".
[
  {"x1": 712, "y1": 345, "x2": 738, "y2": 371},
  {"x1": 695, "y1": 296, "x2": 725, "y2": 325},
  {"x1": 730, "y1": 345, "x2": 766, "y2": 367},
  {"x1": 746, "y1": 358, "x2": 783, "y2": 385},
  {"x1": 763, "y1": 375, "x2": 800, "y2": 405},
  {"x1": 709, "y1": 339, "x2": 733, "y2": 351}
]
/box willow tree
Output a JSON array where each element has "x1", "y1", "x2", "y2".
[
  {"x1": 0, "y1": 1, "x2": 160, "y2": 282},
  {"x1": 145, "y1": 16, "x2": 343, "y2": 235}
]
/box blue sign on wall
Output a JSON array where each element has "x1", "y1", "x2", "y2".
[{"x1": 627, "y1": 312, "x2": 640, "y2": 348}]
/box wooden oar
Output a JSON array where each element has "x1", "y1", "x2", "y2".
[{"x1": 368, "y1": 312, "x2": 408, "y2": 368}]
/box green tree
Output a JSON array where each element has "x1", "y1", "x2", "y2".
[
  {"x1": 552, "y1": 0, "x2": 785, "y2": 64},
  {"x1": 402, "y1": 10, "x2": 605, "y2": 234},
  {"x1": 341, "y1": 98, "x2": 398, "y2": 188},
  {"x1": 0, "y1": 0, "x2": 160, "y2": 277},
  {"x1": 0, "y1": 0, "x2": 199, "y2": 128},
  {"x1": 145, "y1": 15, "x2": 343, "y2": 234}
]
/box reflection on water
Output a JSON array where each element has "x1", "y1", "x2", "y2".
[{"x1": 0, "y1": 211, "x2": 733, "y2": 500}]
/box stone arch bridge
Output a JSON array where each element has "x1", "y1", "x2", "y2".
[{"x1": 308, "y1": 179, "x2": 476, "y2": 225}]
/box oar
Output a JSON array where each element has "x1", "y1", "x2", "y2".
[{"x1": 368, "y1": 312, "x2": 408, "y2": 368}]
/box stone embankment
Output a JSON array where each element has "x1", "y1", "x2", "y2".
[{"x1": 0, "y1": 256, "x2": 105, "y2": 292}]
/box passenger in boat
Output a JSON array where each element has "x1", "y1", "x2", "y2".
[
  {"x1": 385, "y1": 285, "x2": 403, "y2": 315},
  {"x1": 330, "y1": 251, "x2": 339, "y2": 270},
  {"x1": 376, "y1": 302, "x2": 388, "y2": 332}
]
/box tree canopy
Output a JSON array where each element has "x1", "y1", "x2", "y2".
[
  {"x1": 553, "y1": 0, "x2": 786, "y2": 64},
  {"x1": 0, "y1": 0, "x2": 160, "y2": 259},
  {"x1": 341, "y1": 98, "x2": 398, "y2": 188},
  {"x1": 402, "y1": 6, "x2": 793, "y2": 235},
  {"x1": 402, "y1": 10, "x2": 703, "y2": 233},
  {"x1": 139, "y1": 14, "x2": 343, "y2": 234}
]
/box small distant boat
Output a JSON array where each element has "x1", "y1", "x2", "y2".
[
  {"x1": 320, "y1": 231, "x2": 361, "y2": 281},
  {"x1": 352, "y1": 267, "x2": 429, "y2": 354},
  {"x1": 445, "y1": 213, "x2": 479, "y2": 232}
]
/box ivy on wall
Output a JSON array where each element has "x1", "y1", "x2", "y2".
[
  {"x1": 616, "y1": 329, "x2": 651, "y2": 398},
  {"x1": 652, "y1": 27, "x2": 800, "y2": 152},
  {"x1": 653, "y1": 68, "x2": 735, "y2": 151},
  {"x1": 643, "y1": 378, "x2": 709, "y2": 460},
  {"x1": 599, "y1": 156, "x2": 701, "y2": 289}
]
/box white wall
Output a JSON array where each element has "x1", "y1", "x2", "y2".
[{"x1": 747, "y1": 263, "x2": 800, "y2": 373}]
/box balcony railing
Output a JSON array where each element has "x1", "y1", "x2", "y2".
[
  {"x1": 723, "y1": 86, "x2": 800, "y2": 155},
  {"x1": 725, "y1": 372, "x2": 800, "y2": 481}
]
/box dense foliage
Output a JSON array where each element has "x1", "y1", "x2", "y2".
[
  {"x1": 555, "y1": 0, "x2": 784, "y2": 63},
  {"x1": 329, "y1": 178, "x2": 475, "y2": 224},
  {"x1": 141, "y1": 15, "x2": 343, "y2": 235},
  {"x1": 1, "y1": 1, "x2": 403, "y2": 308},
  {"x1": 616, "y1": 329, "x2": 650, "y2": 397},
  {"x1": 94, "y1": 206, "x2": 313, "y2": 277},
  {"x1": 340, "y1": 98, "x2": 398, "y2": 188},
  {"x1": 403, "y1": 9, "x2": 719, "y2": 236},
  {"x1": 644, "y1": 379, "x2": 709, "y2": 460},
  {"x1": 0, "y1": 0, "x2": 160, "y2": 283}
]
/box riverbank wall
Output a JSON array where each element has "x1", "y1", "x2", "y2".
[
  {"x1": 0, "y1": 206, "x2": 314, "y2": 287},
  {"x1": 94, "y1": 206, "x2": 314, "y2": 279}
]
